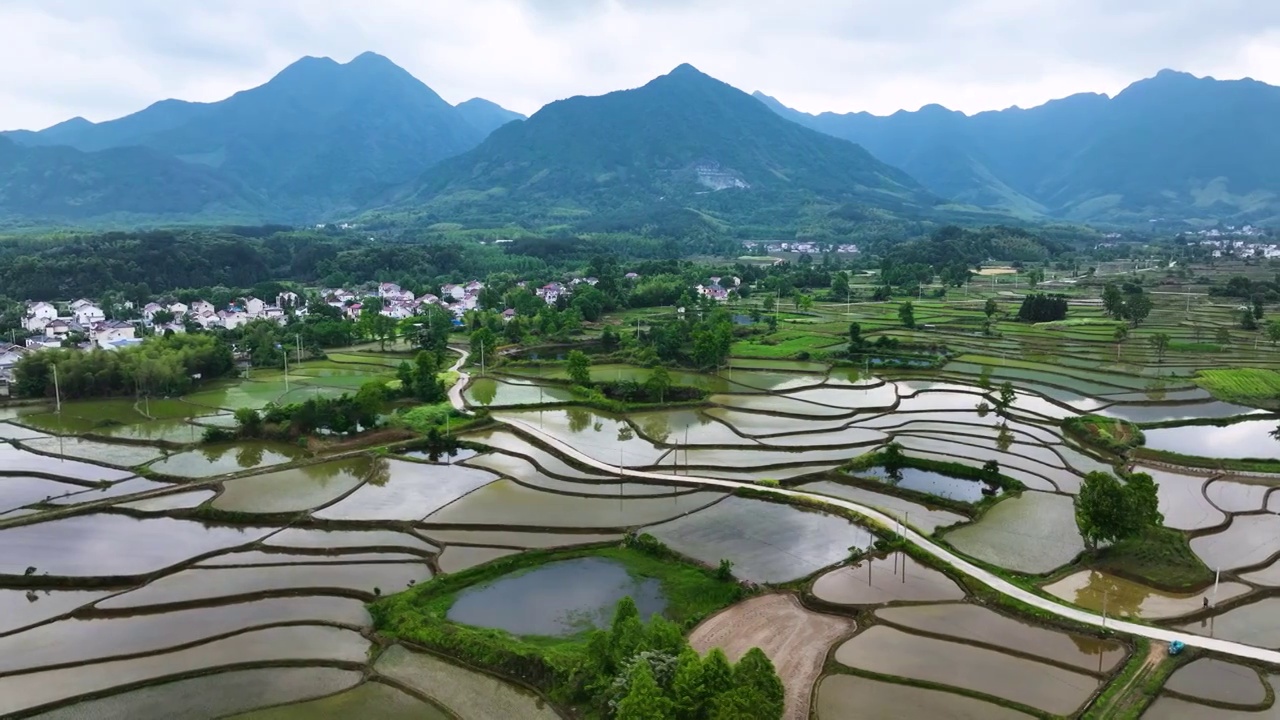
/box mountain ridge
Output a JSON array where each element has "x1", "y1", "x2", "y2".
[{"x1": 753, "y1": 69, "x2": 1280, "y2": 223}]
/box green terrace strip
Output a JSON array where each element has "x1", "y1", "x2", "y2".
[{"x1": 1192, "y1": 368, "x2": 1280, "y2": 407}]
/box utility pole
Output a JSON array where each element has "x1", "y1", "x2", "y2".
[
  {"x1": 53, "y1": 363, "x2": 61, "y2": 414},
  {"x1": 1212, "y1": 566, "x2": 1221, "y2": 606}
]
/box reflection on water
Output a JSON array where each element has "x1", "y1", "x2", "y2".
[{"x1": 447, "y1": 557, "x2": 666, "y2": 637}]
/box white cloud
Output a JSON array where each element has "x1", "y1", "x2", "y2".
[{"x1": 0, "y1": 0, "x2": 1278, "y2": 130}]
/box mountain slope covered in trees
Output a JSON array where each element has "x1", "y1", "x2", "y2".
[
  {"x1": 394, "y1": 64, "x2": 938, "y2": 230},
  {"x1": 755, "y1": 70, "x2": 1280, "y2": 224},
  {"x1": 1, "y1": 53, "x2": 521, "y2": 222}
]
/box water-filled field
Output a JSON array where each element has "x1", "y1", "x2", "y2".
[{"x1": 4, "y1": 332, "x2": 1279, "y2": 718}]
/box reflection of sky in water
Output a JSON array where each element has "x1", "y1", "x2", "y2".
[
  {"x1": 0, "y1": 515, "x2": 266, "y2": 576},
  {"x1": 1145, "y1": 419, "x2": 1280, "y2": 459}
]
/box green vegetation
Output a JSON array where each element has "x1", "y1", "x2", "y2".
[
  {"x1": 371, "y1": 543, "x2": 762, "y2": 717},
  {"x1": 12, "y1": 334, "x2": 233, "y2": 399},
  {"x1": 1062, "y1": 416, "x2": 1145, "y2": 454},
  {"x1": 1074, "y1": 471, "x2": 1163, "y2": 552},
  {"x1": 1090, "y1": 527, "x2": 1213, "y2": 590},
  {"x1": 1016, "y1": 293, "x2": 1068, "y2": 323},
  {"x1": 1192, "y1": 368, "x2": 1280, "y2": 406}
]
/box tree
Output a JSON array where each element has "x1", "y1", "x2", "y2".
[
  {"x1": 1242, "y1": 308, "x2": 1259, "y2": 331},
  {"x1": 1253, "y1": 295, "x2": 1266, "y2": 320},
  {"x1": 796, "y1": 294, "x2": 814, "y2": 312},
  {"x1": 412, "y1": 351, "x2": 445, "y2": 402},
  {"x1": 1074, "y1": 471, "x2": 1129, "y2": 552},
  {"x1": 233, "y1": 407, "x2": 262, "y2": 438},
  {"x1": 1102, "y1": 284, "x2": 1124, "y2": 320},
  {"x1": 669, "y1": 648, "x2": 708, "y2": 720},
  {"x1": 1216, "y1": 327, "x2": 1233, "y2": 346},
  {"x1": 997, "y1": 381, "x2": 1016, "y2": 412},
  {"x1": 732, "y1": 648, "x2": 785, "y2": 720},
  {"x1": 1123, "y1": 292, "x2": 1153, "y2": 326},
  {"x1": 831, "y1": 272, "x2": 850, "y2": 300},
  {"x1": 1267, "y1": 321, "x2": 1280, "y2": 347},
  {"x1": 984, "y1": 298, "x2": 998, "y2": 319},
  {"x1": 645, "y1": 366, "x2": 672, "y2": 403},
  {"x1": 566, "y1": 350, "x2": 593, "y2": 386},
  {"x1": 615, "y1": 662, "x2": 673, "y2": 720},
  {"x1": 1113, "y1": 325, "x2": 1129, "y2": 362},
  {"x1": 1075, "y1": 471, "x2": 1164, "y2": 551},
  {"x1": 847, "y1": 322, "x2": 865, "y2": 355},
  {"x1": 898, "y1": 301, "x2": 916, "y2": 329},
  {"x1": 982, "y1": 459, "x2": 1001, "y2": 483},
  {"x1": 469, "y1": 327, "x2": 497, "y2": 373},
  {"x1": 761, "y1": 295, "x2": 775, "y2": 313},
  {"x1": 700, "y1": 649, "x2": 735, "y2": 700},
  {"x1": 1148, "y1": 332, "x2": 1171, "y2": 363}
]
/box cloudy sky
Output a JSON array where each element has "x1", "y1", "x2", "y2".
[{"x1": 3, "y1": 0, "x2": 1279, "y2": 130}]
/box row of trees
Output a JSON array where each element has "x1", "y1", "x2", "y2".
[
  {"x1": 587, "y1": 597, "x2": 784, "y2": 720},
  {"x1": 1016, "y1": 293, "x2": 1069, "y2": 323},
  {"x1": 1101, "y1": 284, "x2": 1153, "y2": 326},
  {"x1": 12, "y1": 334, "x2": 234, "y2": 399}
]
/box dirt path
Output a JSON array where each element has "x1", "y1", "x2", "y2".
[
  {"x1": 1087, "y1": 640, "x2": 1169, "y2": 719},
  {"x1": 688, "y1": 593, "x2": 854, "y2": 720}
]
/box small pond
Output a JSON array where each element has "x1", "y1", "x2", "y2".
[{"x1": 446, "y1": 557, "x2": 666, "y2": 637}]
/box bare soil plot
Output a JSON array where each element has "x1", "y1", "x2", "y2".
[{"x1": 688, "y1": 593, "x2": 854, "y2": 720}]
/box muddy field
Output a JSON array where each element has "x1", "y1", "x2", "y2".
[{"x1": 688, "y1": 593, "x2": 853, "y2": 720}]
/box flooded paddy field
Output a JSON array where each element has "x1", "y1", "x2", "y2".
[
  {"x1": 832, "y1": 625, "x2": 1102, "y2": 715},
  {"x1": 5, "y1": 344, "x2": 1280, "y2": 718}
]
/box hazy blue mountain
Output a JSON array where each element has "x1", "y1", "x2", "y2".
[
  {"x1": 0, "y1": 136, "x2": 264, "y2": 224},
  {"x1": 455, "y1": 98, "x2": 526, "y2": 136},
  {"x1": 3, "y1": 52, "x2": 488, "y2": 216},
  {"x1": 755, "y1": 70, "x2": 1280, "y2": 224},
  {"x1": 400, "y1": 64, "x2": 936, "y2": 227}
]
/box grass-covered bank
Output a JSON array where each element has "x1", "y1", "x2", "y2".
[
  {"x1": 1192, "y1": 368, "x2": 1280, "y2": 408},
  {"x1": 369, "y1": 542, "x2": 747, "y2": 712},
  {"x1": 1087, "y1": 528, "x2": 1213, "y2": 591},
  {"x1": 1063, "y1": 415, "x2": 1145, "y2": 454}
]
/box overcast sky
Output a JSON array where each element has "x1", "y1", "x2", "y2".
[{"x1": 3, "y1": 0, "x2": 1279, "y2": 130}]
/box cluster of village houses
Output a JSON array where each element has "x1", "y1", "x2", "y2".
[
  {"x1": 2, "y1": 274, "x2": 657, "y2": 381},
  {"x1": 742, "y1": 240, "x2": 859, "y2": 254}
]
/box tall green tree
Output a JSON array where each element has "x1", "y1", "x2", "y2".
[
  {"x1": 1074, "y1": 471, "x2": 1164, "y2": 551},
  {"x1": 731, "y1": 648, "x2": 785, "y2": 719},
  {"x1": 1148, "y1": 332, "x2": 1171, "y2": 363},
  {"x1": 1102, "y1": 284, "x2": 1124, "y2": 320},
  {"x1": 645, "y1": 366, "x2": 672, "y2": 403},
  {"x1": 567, "y1": 350, "x2": 593, "y2": 386},
  {"x1": 469, "y1": 327, "x2": 497, "y2": 370},
  {"x1": 669, "y1": 648, "x2": 707, "y2": 720},
  {"x1": 615, "y1": 662, "x2": 673, "y2": 720},
  {"x1": 898, "y1": 301, "x2": 916, "y2": 329},
  {"x1": 984, "y1": 298, "x2": 998, "y2": 319}
]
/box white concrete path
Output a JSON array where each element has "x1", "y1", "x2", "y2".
[{"x1": 447, "y1": 351, "x2": 1280, "y2": 666}]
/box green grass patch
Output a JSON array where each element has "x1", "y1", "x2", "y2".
[
  {"x1": 1192, "y1": 368, "x2": 1280, "y2": 406},
  {"x1": 1168, "y1": 341, "x2": 1222, "y2": 353},
  {"x1": 1062, "y1": 415, "x2": 1145, "y2": 454},
  {"x1": 1089, "y1": 527, "x2": 1213, "y2": 591},
  {"x1": 730, "y1": 331, "x2": 843, "y2": 359}
]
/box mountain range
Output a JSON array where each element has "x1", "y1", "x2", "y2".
[
  {"x1": 754, "y1": 70, "x2": 1280, "y2": 225},
  {"x1": 1, "y1": 52, "x2": 1278, "y2": 229}
]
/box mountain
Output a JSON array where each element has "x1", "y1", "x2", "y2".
[
  {"x1": 0, "y1": 136, "x2": 265, "y2": 224},
  {"x1": 455, "y1": 98, "x2": 526, "y2": 136},
  {"x1": 1, "y1": 52, "x2": 495, "y2": 218},
  {"x1": 399, "y1": 64, "x2": 936, "y2": 227},
  {"x1": 754, "y1": 70, "x2": 1280, "y2": 224}
]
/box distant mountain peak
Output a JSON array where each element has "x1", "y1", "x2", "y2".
[
  {"x1": 348, "y1": 50, "x2": 394, "y2": 65},
  {"x1": 665, "y1": 63, "x2": 710, "y2": 80}
]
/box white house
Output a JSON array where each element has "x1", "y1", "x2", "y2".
[
  {"x1": 190, "y1": 300, "x2": 214, "y2": 316},
  {"x1": 168, "y1": 302, "x2": 190, "y2": 317},
  {"x1": 92, "y1": 320, "x2": 137, "y2": 347},
  {"x1": 70, "y1": 298, "x2": 96, "y2": 311},
  {"x1": 22, "y1": 302, "x2": 57, "y2": 332},
  {"x1": 142, "y1": 303, "x2": 164, "y2": 322},
  {"x1": 73, "y1": 304, "x2": 104, "y2": 326},
  {"x1": 243, "y1": 297, "x2": 266, "y2": 317},
  {"x1": 0, "y1": 343, "x2": 28, "y2": 381},
  {"x1": 441, "y1": 284, "x2": 467, "y2": 301},
  {"x1": 276, "y1": 291, "x2": 300, "y2": 308},
  {"x1": 217, "y1": 310, "x2": 249, "y2": 330}
]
